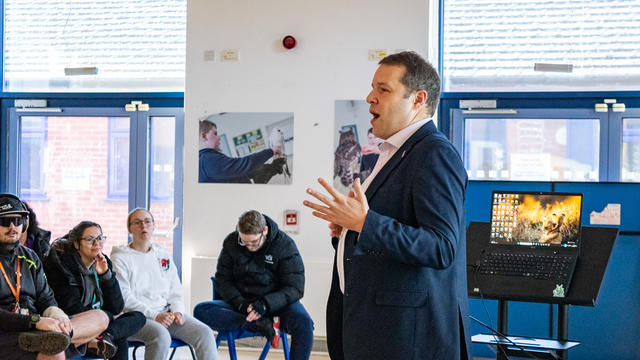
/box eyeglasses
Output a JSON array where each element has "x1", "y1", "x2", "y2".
[
  {"x1": 82, "y1": 235, "x2": 107, "y2": 243},
  {"x1": 130, "y1": 219, "x2": 153, "y2": 227},
  {"x1": 0, "y1": 216, "x2": 26, "y2": 228},
  {"x1": 237, "y1": 232, "x2": 265, "y2": 248}
]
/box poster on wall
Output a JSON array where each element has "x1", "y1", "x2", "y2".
[
  {"x1": 333, "y1": 100, "x2": 383, "y2": 195},
  {"x1": 198, "y1": 112, "x2": 293, "y2": 184},
  {"x1": 233, "y1": 129, "x2": 266, "y2": 156}
]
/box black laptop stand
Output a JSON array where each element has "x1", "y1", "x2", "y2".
[{"x1": 466, "y1": 222, "x2": 618, "y2": 360}]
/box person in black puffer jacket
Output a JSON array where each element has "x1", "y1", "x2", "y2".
[
  {"x1": 19, "y1": 202, "x2": 52, "y2": 261},
  {"x1": 43, "y1": 221, "x2": 145, "y2": 360},
  {"x1": 194, "y1": 211, "x2": 314, "y2": 360}
]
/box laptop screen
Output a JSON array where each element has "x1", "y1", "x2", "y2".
[{"x1": 490, "y1": 191, "x2": 583, "y2": 248}]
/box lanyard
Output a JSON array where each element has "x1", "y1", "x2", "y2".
[
  {"x1": 0, "y1": 259, "x2": 21, "y2": 307},
  {"x1": 91, "y1": 269, "x2": 103, "y2": 309}
]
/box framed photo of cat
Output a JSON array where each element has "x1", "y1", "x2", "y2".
[{"x1": 333, "y1": 100, "x2": 383, "y2": 195}]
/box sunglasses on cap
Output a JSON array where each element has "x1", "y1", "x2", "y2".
[{"x1": 0, "y1": 216, "x2": 26, "y2": 228}]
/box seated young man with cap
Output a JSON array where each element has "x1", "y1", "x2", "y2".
[{"x1": 0, "y1": 193, "x2": 110, "y2": 360}]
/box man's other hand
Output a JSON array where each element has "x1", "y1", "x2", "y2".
[
  {"x1": 51, "y1": 316, "x2": 72, "y2": 335},
  {"x1": 36, "y1": 317, "x2": 66, "y2": 333},
  {"x1": 304, "y1": 177, "x2": 369, "y2": 233}
]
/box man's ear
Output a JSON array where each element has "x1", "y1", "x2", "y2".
[
  {"x1": 413, "y1": 89, "x2": 428, "y2": 109},
  {"x1": 263, "y1": 225, "x2": 269, "y2": 235}
]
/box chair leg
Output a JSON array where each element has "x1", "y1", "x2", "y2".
[
  {"x1": 227, "y1": 335, "x2": 238, "y2": 360},
  {"x1": 132, "y1": 345, "x2": 140, "y2": 360},
  {"x1": 281, "y1": 330, "x2": 290, "y2": 360},
  {"x1": 258, "y1": 341, "x2": 271, "y2": 360},
  {"x1": 188, "y1": 344, "x2": 196, "y2": 360},
  {"x1": 168, "y1": 346, "x2": 178, "y2": 360}
]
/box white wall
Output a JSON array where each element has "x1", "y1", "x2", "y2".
[{"x1": 183, "y1": 0, "x2": 430, "y2": 336}]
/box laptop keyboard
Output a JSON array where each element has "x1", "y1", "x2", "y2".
[{"x1": 478, "y1": 253, "x2": 574, "y2": 280}]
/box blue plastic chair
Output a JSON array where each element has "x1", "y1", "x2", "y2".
[
  {"x1": 130, "y1": 338, "x2": 195, "y2": 360},
  {"x1": 71, "y1": 339, "x2": 193, "y2": 360},
  {"x1": 209, "y1": 276, "x2": 290, "y2": 360}
]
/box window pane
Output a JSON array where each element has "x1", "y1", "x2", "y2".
[
  {"x1": 149, "y1": 116, "x2": 175, "y2": 254},
  {"x1": 464, "y1": 118, "x2": 600, "y2": 181},
  {"x1": 622, "y1": 118, "x2": 640, "y2": 182},
  {"x1": 443, "y1": 0, "x2": 640, "y2": 91},
  {"x1": 19, "y1": 116, "x2": 47, "y2": 198},
  {"x1": 20, "y1": 136, "x2": 45, "y2": 195},
  {"x1": 3, "y1": 0, "x2": 186, "y2": 92},
  {"x1": 19, "y1": 116, "x2": 130, "y2": 256}
]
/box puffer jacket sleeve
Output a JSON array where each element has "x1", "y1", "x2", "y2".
[
  {"x1": 261, "y1": 236, "x2": 304, "y2": 313},
  {"x1": 215, "y1": 236, "x2": 246, "y2": 311},
  {"x1": 27, "y1": 251, "x2": 58, "y2": 314},
  {"x1": 42, "y1": 249, "x2": 85, "y2": 315}
]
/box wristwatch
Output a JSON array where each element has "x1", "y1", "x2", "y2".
[{"x1": 29, "y1": 313, "x2": 40, "y2": 329}]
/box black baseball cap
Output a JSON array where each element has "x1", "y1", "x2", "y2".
[{"x1": 0, "y1": 193, "x2": 29, "y2": 217}]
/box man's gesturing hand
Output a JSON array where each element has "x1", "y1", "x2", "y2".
[{"x1": 303, "y1": 177, "x2": 369, "y2": 233}]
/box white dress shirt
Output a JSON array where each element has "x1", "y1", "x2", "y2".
[{"x1": 336, "y1": 118, "x2": 432, "y2": 292}]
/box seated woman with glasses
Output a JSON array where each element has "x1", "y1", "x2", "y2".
[
  {"x1": 43, "y1": 221, "x2": 146, "y2": 360},
  {"x1": 111, "y1": 208, "x2": 218, "y2": 360}
]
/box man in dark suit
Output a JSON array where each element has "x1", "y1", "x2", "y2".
[{"x1": 303, "y1": 51, "x2": 471, "y2": 360}]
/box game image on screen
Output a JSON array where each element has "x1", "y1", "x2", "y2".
[{"x1": 490, "y1": 192, "x2": 582, "y2": 247}]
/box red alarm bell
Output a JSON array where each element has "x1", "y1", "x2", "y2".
[{"x1": 282, "y1": 35, "x2": 297, "y2": 50}]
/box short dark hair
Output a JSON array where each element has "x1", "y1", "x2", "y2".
[
  {"x1": 66, "y1": 221, "x2": 102, "y2": 247},
  {"x1": 199, "y1": 119, "x2": 217, "y2": 136},
  {"x1": 237, "y1": 210, "x2": 266, "y2": 235},
  {"x1": 379, "y1": 51, "x2": 440, "y2": 116}
]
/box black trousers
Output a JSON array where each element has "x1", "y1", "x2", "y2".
[
  {"x1": 86, "y1": 310, "x2": 146, "y2": 360},
  {"x1": 326, "y1": 259, "x2": 345, "y2": 360}
]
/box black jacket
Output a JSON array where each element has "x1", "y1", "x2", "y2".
[
  {"x1": 0, "y1": 244, "x2": 57, "y2": 317},
  {"x1": 43, "y1": 238, "x2": 124, "y2": 316},
  {"x1": 215, "y1": 215, "x2": 304, "y2": 314},
  {"x1": 28, "y1": 227, "x2": 52, "y2": 260}
]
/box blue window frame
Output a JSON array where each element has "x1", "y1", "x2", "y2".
[
  {"x1": 149, "y1": 116, "x2": 176, "y2": 202},
  {"x1": 451, "y1": 108, "x2": 608, "y2": 182},
  {"x1": 108, "y1": 117, "x2": 130, "y2": 200}
]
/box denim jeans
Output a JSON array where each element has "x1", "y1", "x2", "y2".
[{"x1": 194, "y1": 300, "x2": 314, "y2": 360}]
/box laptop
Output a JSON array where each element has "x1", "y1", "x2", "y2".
[{"x1": 471, "y1": 190, "x2": 583, "y2": 301}]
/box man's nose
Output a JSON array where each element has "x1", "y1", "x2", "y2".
[{"x1": 366, "y1": 91, "x2": 375, "y2": 104}]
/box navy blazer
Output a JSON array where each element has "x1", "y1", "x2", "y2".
[{"x1": 337, "y1": 121, "x2": 471, "y2": 360}]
